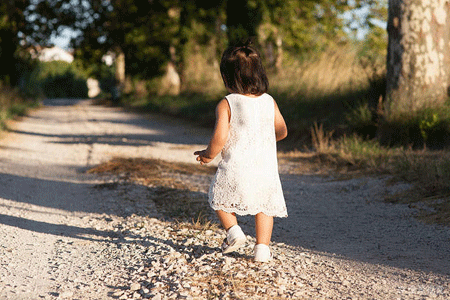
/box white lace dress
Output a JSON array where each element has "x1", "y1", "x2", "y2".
[{"x1": 208, "y1": 93, "x2": 288, "y2": 218}]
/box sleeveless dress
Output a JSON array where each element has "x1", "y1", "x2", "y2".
[{"x1": 208, "y1": 93, "x2": 288, "y2": 218}]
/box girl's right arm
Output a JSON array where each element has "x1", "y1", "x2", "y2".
[
  {"x1": 274, "y1": 99, "x2": 288, "y2": 141},
  {"x1": 194, "y1": 99, "x2": 230, "y2": 165}
]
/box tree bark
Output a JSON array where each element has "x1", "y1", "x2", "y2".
[
  {"x1": 159, "y1": 46, "x2": 180, "y2": 96},
  {"x1": 385, "y1": 0, "x2": 450, "y2": 120},
  {"x1": 275, "y1": 35, "x2": 283, "y2": 73},
  {"x1": 113, "y1": 46, "x2": 125, "y2": 100}
]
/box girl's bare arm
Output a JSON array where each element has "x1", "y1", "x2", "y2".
[
  {"x1": 274, "y1": 99, "x2": 288, "y2": 141},
  {"x1": 194, "y1": 99, "x2": 230, "y2": 164}
]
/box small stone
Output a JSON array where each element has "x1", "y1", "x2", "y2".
[
  {"x1": 60, "y1": 291, "x2": 74, "y2": 298},
  {"x1": 113, "y1": 290, "x2": 125, "y2": 297},
  {"x1": 151, "y1": 294, "x2": 162, "y2": 300},
  {"x1": 130, "y1": 282, "x2": 141, "y2": 291},
  {"x1": 182, "y1": 283, "x2": 191, "y2": 289}
]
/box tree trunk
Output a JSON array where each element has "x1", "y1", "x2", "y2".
[
  {"x1": 385, "y1": 0, "x2": 450, "y2": 121},
  {"x1": 159, "y1": 46, "x2": 180, "y2": 95},
  {"x1": 113, "y1": 46, "x2": 125, "y2": 100},
  {"x1": 275, "y1": 35, "x2": 283, "y2": 73}
]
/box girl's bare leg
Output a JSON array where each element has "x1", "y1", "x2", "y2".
[
  {"x1": 255, "y1": 212, "x2": 273, "y2": 245},
  {"x1": 216, "y1": 210, "x2": 238, "y2": 231}
]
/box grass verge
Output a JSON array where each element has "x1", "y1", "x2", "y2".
[
  {"x1": 0, "y1": 85, "x2": 39, "y2": 130},
  {"x1": 305, "y1": 124, "x2": 450, "y2": 226}
]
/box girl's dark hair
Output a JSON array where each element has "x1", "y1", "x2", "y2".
[{"x1": 220, "y1": 42, "x2": 268, "y2": 95}]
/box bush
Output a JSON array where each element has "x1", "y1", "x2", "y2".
[
  {"x1": 23, "y1": 61, "x2": 89, "y2": 98},
  {"x1": 0, "y1": 84, "x2": 38, "y2": 129},
  {"x1": 378, "y1": 105, "x2": 450, "y2": 149}
]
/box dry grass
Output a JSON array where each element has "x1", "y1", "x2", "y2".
[
  {"x1": 88, "y1": 157, "x2": 216, "y2": 187},
  {"x1": 297, "y1": 124, "x2": 450, "y2": 226},
  {"x1": 183, "y1": 262, "x2": 290, "y2": 300},
  {"x1": 387, "y1": 151, "x2": 450, "y2": 226},
  {"x1": 173, "y1": 213, "x2": 219, "y2": 233},
  {"x1": 271, "y1": 46, "x2": 381, "y2": 99},
  {"x1": 89, "y1": 157, "x2": 217, "y2": 222},
  {"x1": 311, "y1": 122, "x2": 335, "y2": 154}
]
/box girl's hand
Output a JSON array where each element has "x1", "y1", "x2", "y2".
[
  {"x1": 194, "y1": 150, "x2": 213, "y2": 165},
  {"x1": 193, "y1": 98, "x2": 230, "y2": 166}
]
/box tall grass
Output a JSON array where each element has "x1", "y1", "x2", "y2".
[
  {"x1": 271, "y1": 46, "x2": 372, "y2": 98},
  {"x1": 122, "y1": 45, "x2": 384, "y2": 147},
  {"x1": 0, "y1": 84, "x2": 38, "y2": 130},
  {"x1": 387, "y1": 150, "x2": 450, "y2": 225},
  {"x1": 310, "y1": 123, "x2": 450, "y2": 225}
]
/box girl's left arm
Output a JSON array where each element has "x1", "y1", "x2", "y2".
[
  {"x1": 194, "y1": 99, "x2": 230, "y2": 165},
  {"x1": 274, "y1": 99, "x2": 288, "y2": 141}
]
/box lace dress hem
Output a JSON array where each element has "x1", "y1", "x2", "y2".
[{"x1": 210, "y1": 204, "x2": 288, "y2": 218}]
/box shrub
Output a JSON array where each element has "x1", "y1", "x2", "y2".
[
  {"x1": 23, "y1": 61, "x2": 89, "y2": 98},
  {"x1": 0, "y1": 84, "x2": 38, "y2": 129},
  {"x1": 378, "y1": 105, "x2": 450, "y2": 149}
]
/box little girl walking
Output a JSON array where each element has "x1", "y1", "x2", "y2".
[{"x1": 194, "y1": 43, "x2": 288, "y2": 262}]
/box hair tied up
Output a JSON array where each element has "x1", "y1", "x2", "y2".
[{"x1": 234, "y1": 38, "x2": 254, "y2": 48}]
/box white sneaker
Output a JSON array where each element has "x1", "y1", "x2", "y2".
[
  {"x1": 221, "y1": 225, "x2": 246, "y2": 254},
  {"x1": 254, "y1": 244, "x2": 272, "y2": 262}
]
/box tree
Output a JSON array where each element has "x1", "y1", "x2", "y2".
[
  {"x1": 227, "y1": 0, "x2": 354, "y2": 72},
  {"x1": 0, "y1": 0, "x2": 34, "y2": 85},
  {"x1": 0, "y1": 0, "x2": 76, "y2": 86},
  {"x1": 226, "y1": 0, "x2": 262, "y2": 45},
  {"x1": 385, "y1": 0, "x2": 450, "y2": 120},
  {"x1": 61, "y1": 0, "x2": 180, "y2": 98}
]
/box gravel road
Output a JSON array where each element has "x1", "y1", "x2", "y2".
[{"x1": 0, "y1": 98, "x2": 449, "y2": 299}]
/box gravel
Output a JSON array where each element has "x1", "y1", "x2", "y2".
[{"x1": 0, "y1": 98, "x2": 449, "y2": 299}]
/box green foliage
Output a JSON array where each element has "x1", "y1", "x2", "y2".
[
  {"x1": 23, "y1": 61, "x2": 89, "y2": 98},
  {"x1": 123, "y1": 93, "x2": 217, "y2": 127},
  {"x1": 67, "y1": 0, "x2": 181, "y2": 79},
  {"x1": 258, "y1": 0, "x2": 350, "y2": 54},
  {"x1": 345, "y1": 101, "x2": 374, "y2": 130},
  {"x1": 419, "y1": 113, "x2": 440, "y2": 142},
  {"x1": 226, "y1": 0, "x2": 262, "y2": 45},
  {"x1": 379, "y1": 105, "x2": 450, "y2": 149},
  {"x1": 41, "y1": 0, "x2": 376, "y2": 85},
  {"x1": 338, "y1": 135, "x2": 391, "y2": 165},
  {"x1": 0, "y1": 1, "x2": 37, "y2": 86},
  {"x1": 0, "y1": 84, "x2": 38, "y2": 129},
  {"x1": 358, "y1": 25, "x2": 387, "y2": 69}
]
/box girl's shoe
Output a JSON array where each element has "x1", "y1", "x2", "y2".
[
  {"x1": 222, "y1": 225, "x2": 246, "y2": 254},
  {"x1": 254, "y1": 244, "x2": 273, "y2": 262}
]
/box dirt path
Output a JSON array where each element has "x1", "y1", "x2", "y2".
[{"x1": 0, "y1": 99, "x2": 449, "y2": 299}]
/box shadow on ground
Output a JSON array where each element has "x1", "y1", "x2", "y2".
[{"x1": 1, "y1": 98, "x2": 450, "y2": 277}]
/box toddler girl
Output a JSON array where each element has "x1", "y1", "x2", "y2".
[{"x1": 194, "y1": 43, "x2": 288, "y2": 262}]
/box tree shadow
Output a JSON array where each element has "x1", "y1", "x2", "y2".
[
  {"x1": 44, "y1": 98, "x2": 85, "y2": 107},
  {"x1": 271, "y1": 173, "x2": 450, "y2": 276},
  {"x1": 2, "y1": 98, "x2": 450, "y2": 279},
  {"x1": 9, "y1": 130, "x2": 200, "y2": 147},
  {"x1": 0, "y1": 213, "x2": 117, "y2": 242},
  {"x1": 125, "y1": 172, "x2": 450, "y2": 276}
]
